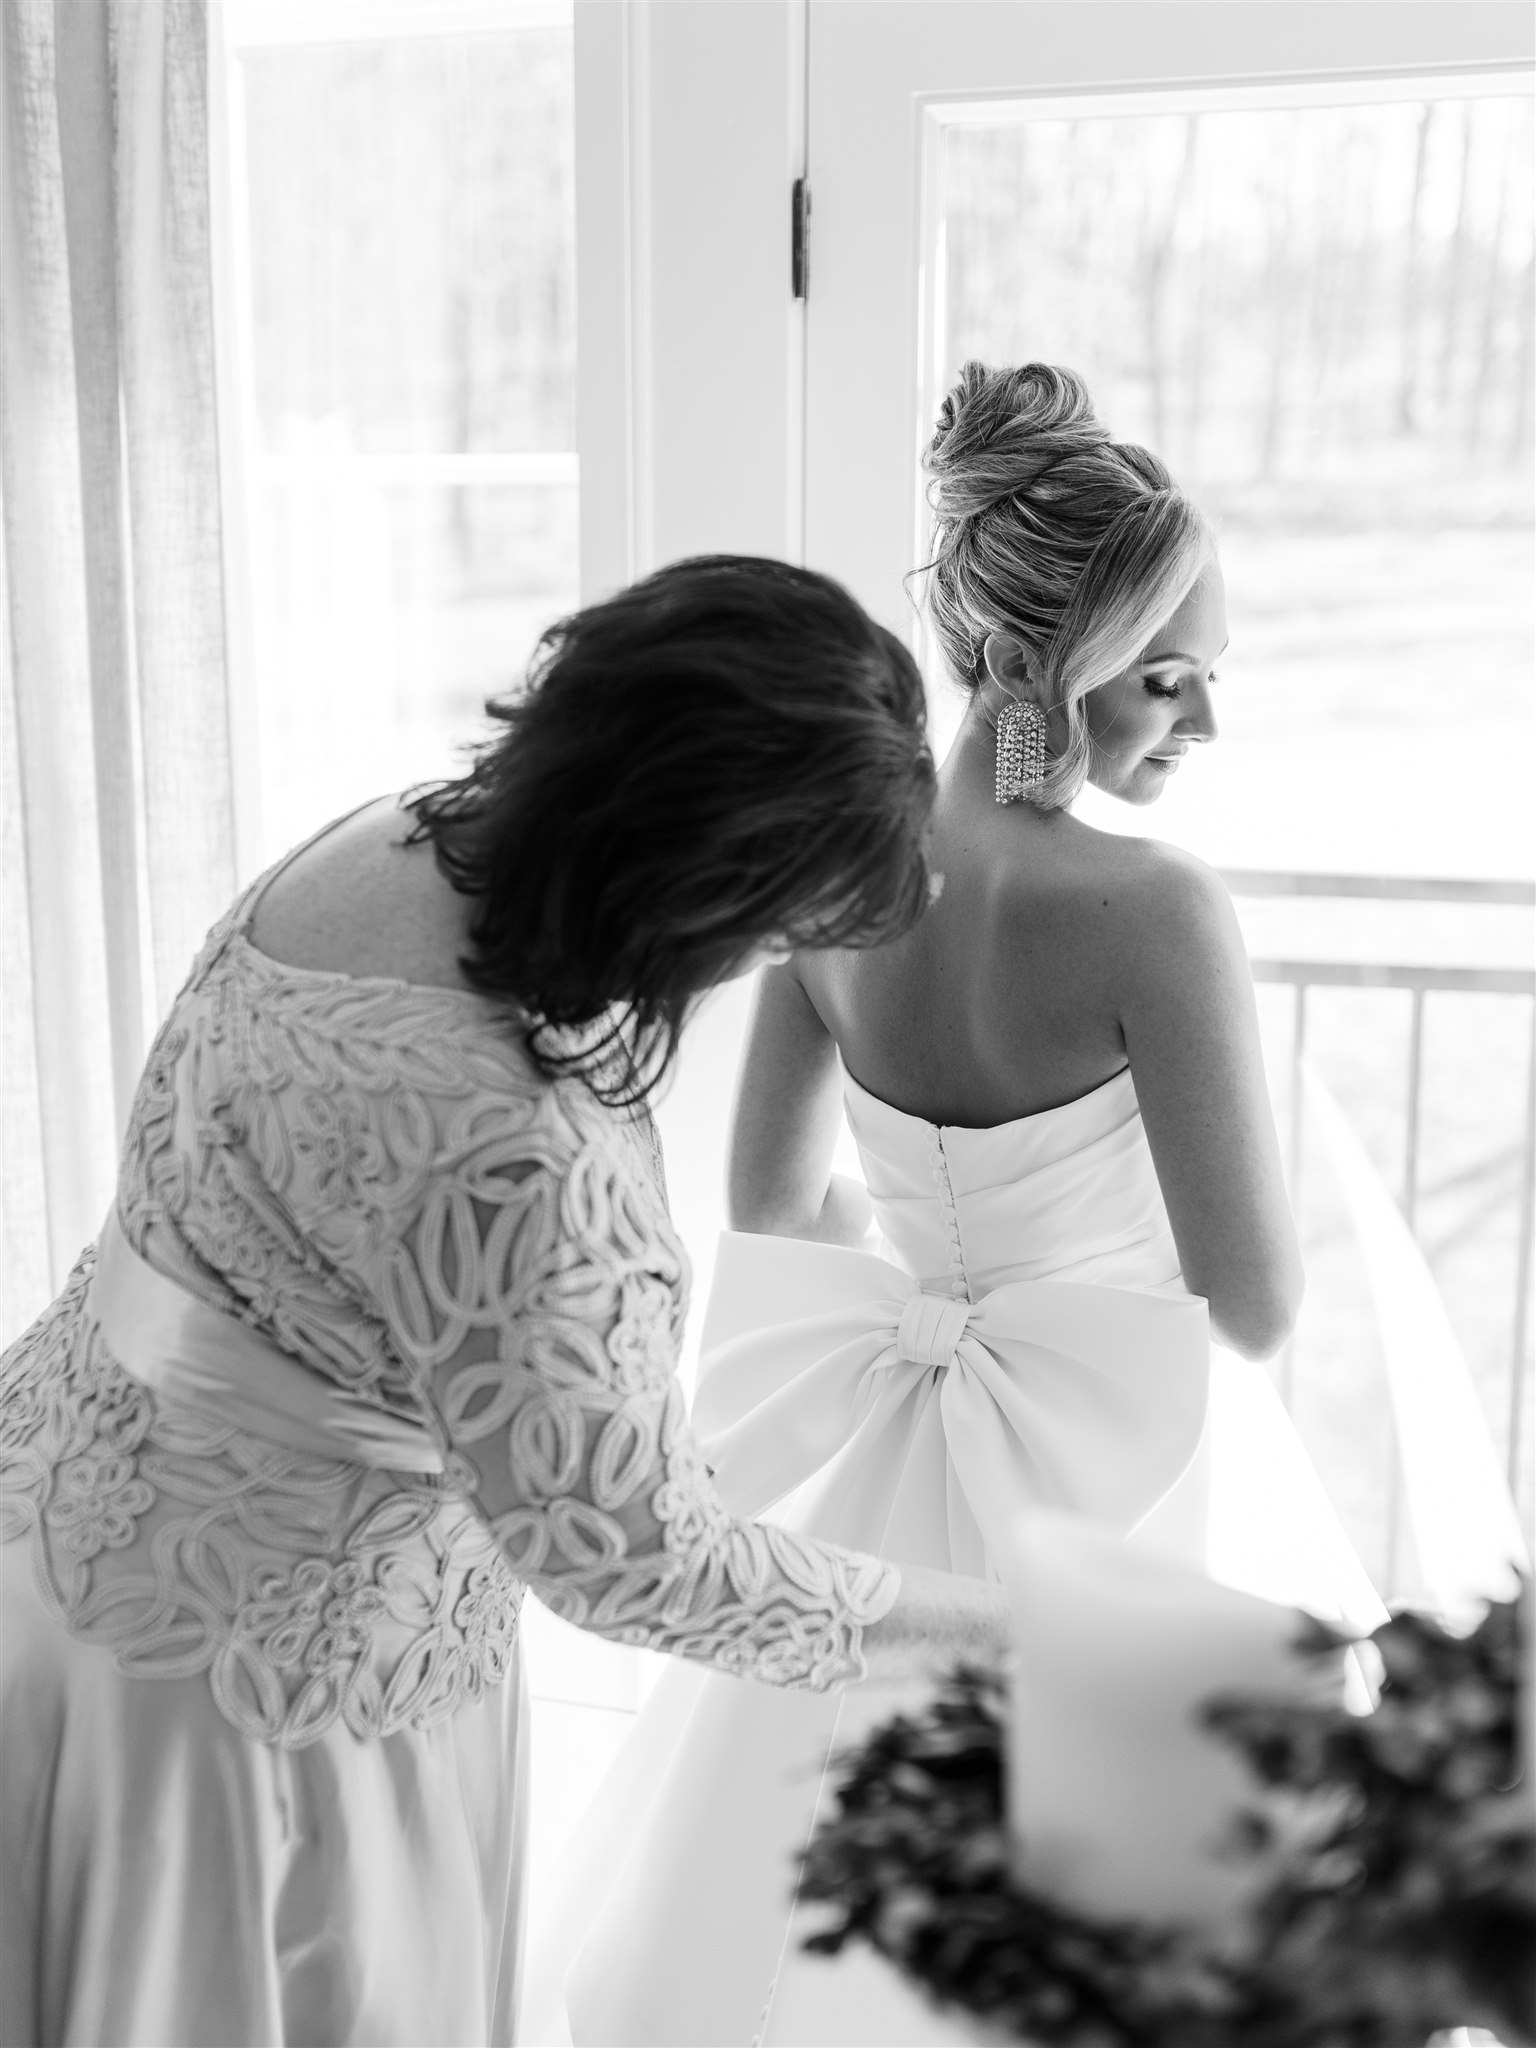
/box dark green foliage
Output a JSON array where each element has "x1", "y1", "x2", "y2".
[{"x1": 797, "y1": 1588, "x2": 1532, "y2": 2048}]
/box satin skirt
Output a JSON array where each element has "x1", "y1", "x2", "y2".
[
  {"x1": 0, "y1": 1539, "x2": 530, "y2": 2048},
  {"x1": 532, "y1": 1349, "x2": 1386, "y2": 2048}
]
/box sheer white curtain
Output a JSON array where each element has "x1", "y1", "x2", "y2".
[{"x1": 0, "y1": 0, "x2": 237, "y2": 1334}]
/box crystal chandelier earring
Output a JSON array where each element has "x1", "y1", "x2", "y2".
[{"x1": 995, "y1": 698, "x2": 1048, "y2": 803}]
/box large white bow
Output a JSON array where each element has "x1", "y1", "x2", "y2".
[{"x1": 693, "y1": 1232, "x2": 1209, "y2": 1576}]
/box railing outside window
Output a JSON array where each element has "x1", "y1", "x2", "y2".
[{"x1": 1223, "y1": 869, "x2": 1535, "y2": 1596}]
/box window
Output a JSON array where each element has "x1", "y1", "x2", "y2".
[
  {"x1": 218, "y1": 0, "x2": 577, "y2": 866},
  {"x1": 938, "y1": 89, "x2": 1534, "y2": 881},
  {"x1": 932, "y1": 82, "x2": 1535, "y2": 1566}
]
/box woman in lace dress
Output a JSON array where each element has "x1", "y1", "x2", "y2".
[
  {"x1": 557, "y1": 369, "x2": 1386, "y2": 2045},
  {"x1": 0, "y1": 556, "x2": 1013, "y2": 2048}
]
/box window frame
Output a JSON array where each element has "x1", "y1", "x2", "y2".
[
  {"x1": 207, "y1": 0, "x2": 811, "y2": 878},
  {"x1": 802, "y1": 0, "x2": 1536, "y2": 646}
]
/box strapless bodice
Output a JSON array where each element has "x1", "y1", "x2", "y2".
[{"x1": 842, "y1": 1065, "x2": 1184, "y2": 1300}]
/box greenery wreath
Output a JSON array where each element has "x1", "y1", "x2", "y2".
[{"x1": 796, "y1": 1587, "x2": 1532, "y2": 2048}]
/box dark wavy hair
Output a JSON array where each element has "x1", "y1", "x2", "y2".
[{"x1": 405, "y1": 555, "x2": 936, "y2": 1105}]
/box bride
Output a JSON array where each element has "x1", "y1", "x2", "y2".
[{"x1": 550, "y1": 363, "x2": 1386, "y2": 2047}]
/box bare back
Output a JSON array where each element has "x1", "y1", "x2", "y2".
[
  {"x1": 733, "y1": 705, "x2": 1303, "y2": 1359},
  {"x1": 798, "y1": 792, "x2": 1159, "y2": 1127},
  {"x1": 795, "y1": 692, "x2": 1233, "y2": 1127}
]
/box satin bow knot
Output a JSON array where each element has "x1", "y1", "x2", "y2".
[
  {"x1": 693, "y1": 1231, "x2": 1210, "y2": 1575},
  {"x1": 896, "y1": 1290, "x2": 973, "y2": 1370}
]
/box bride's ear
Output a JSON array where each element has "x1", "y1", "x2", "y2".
[{"x1": 981, "y1": 632, "x2": 1047, "y2": 709}]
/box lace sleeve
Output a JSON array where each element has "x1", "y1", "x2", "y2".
[{"x1": 384, "y1": 1080, "x2": 900, "y2": 1692}]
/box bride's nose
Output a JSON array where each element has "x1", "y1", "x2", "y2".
[{"x1": 1179, "y1": 681, "x2": 1219, "y2": 744}]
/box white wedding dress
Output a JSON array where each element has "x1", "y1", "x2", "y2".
[{"x1": 546, "y1": 1063, "x2": 1387, "y2": 2047}]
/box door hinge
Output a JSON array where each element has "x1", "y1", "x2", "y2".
[{"x1": 791, "y1": 177, "x2": 810, "y2": 300}]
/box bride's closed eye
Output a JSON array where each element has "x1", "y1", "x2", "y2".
[{"x1": 1144, "y1": 668, "x2": 1219, "y2": 701}]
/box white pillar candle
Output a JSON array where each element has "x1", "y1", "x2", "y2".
[{"x1": 1003, "y1": 1506, "x2": 1351, "y2": 1929}]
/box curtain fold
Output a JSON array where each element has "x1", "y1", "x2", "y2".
[{"x1": 0, "y1": 0, "x2": 235, "y2": 1333}]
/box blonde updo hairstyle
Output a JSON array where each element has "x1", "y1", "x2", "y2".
[{"x1": 922, "y1": 362, "x2": 1214, "y2": 809}]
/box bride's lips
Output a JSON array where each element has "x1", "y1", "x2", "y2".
[{"x1": 1146, "y1": 752, "x2": 1186, "y2": 771}]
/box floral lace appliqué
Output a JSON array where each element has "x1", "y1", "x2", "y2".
[{"x1": 1, "y1": 895, "x2": 899, "y2": 1749}]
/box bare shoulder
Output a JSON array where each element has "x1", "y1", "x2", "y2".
[
  {"x1": 1103, "y1": 833, "x2": 1234, "y2": 932},
  {"x1": 990, "y1": 820, "x2": 1242, "y2": 997},
  {"x1": 250, "y1": 795, "x2": 474, "y2": 990},
  {"x1": 991, "y1": 815, "x2": 1224, "y2": 925},
  {"x1": 1083, "y1": 832, "x2": 1247, "y2": 1002}
]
